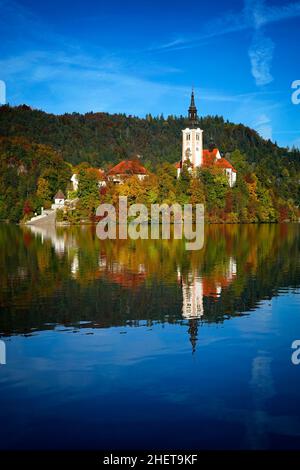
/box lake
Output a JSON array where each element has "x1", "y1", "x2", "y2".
[{"x1": 0, "y1": 223, "x2": 300, "y2": 450}]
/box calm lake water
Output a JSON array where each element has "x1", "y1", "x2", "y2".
[{"x1": 0, "y1": 223, "x2": 300, "y2": 450}]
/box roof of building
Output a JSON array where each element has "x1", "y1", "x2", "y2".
[
  {"x1": 202, "y1": 275, "x2": 233, "y2": 298},
  {"x1": 54, "y1": 190, "x2": 65, "y2": 199},
  {"x1": 175, "y1": 148, "x2": 236, "y2": 173},
  {"x1": 202, "y1": 149, "x2": 237, "y2": 173},
  {"x1": 202, "y1": 148, "x2": 219, "y2": 166},
  {"x1": 215, "y1": 158, "x2": 237, "y2": 173},
  {"x1": 108, "y1": 159, "x2": 148, "y2": 176}
]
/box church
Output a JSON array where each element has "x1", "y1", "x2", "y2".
[{"x1": 176, "y1": 91, "x2": 237, "y2": 187}]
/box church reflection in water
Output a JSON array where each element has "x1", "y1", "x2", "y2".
[
  {"x1": 175, "y1": 257, "x2": 236, "y2": 352},
  {"x1": 177, "y1": 256, "x2": 236, "y2": 320},
  {"x1": 0, "y1": 223, "x2": 299, "y2": 354},
  {"x1": 24, "y1": 224, "x2": 237, "y2": 320}
]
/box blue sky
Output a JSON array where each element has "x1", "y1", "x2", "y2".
[{"x1": 0, "y1": 0, "x2": 300, "y2": 148}]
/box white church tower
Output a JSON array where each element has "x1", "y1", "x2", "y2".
[{"x1": 182, "y1": 90, "x2": 203, "y2": 168}]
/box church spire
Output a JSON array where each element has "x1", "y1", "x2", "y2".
[
  {"x1": 188, "y1": 89, "x2": 198, "y2": 127},
  {"x1": 188, "y1": 319, "x2": 199, "y2": 354}
]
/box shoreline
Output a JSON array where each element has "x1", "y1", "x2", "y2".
[{"x1": 15, "y1": 219, "x2": 300, "y2": 227}]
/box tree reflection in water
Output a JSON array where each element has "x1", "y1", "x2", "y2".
[{"x1": 0, "y1": 223, "x2": 299, "y2": 354}]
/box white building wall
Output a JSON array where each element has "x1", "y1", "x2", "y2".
[
  {"x1": 182, "y1": 275, "x2": 204, "y2": 319},
  {"x1": 225, "y1": 169, "x2": 237, "y2": 188},
  {"x1": 110, "y1": 173, "x2": 146, "y2": 184},
  {"x1": 231, "y1": 171, "x2": 237, "y2": 187},
  {"x1": 71, "y1": 172, "x2": 106, "y2": 190},
  {"x1": 182, "y1": 128, "x2": 203, "y2": 168},
  {"x1": 71, "y1": 174, "x2": 79, "y2": 191},
  {"x1": 54, "y1": 198, "x2": 65, "y2": 206}
]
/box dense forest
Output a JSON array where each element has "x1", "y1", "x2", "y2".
[
  {"x1": 0, "y1": 104, "x2": 299, "y2": 223},
  {"x1": 1, "y1": 104, "x2": 300, "y2": 167}
]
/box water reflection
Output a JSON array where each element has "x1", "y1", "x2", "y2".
[
  {"x1": 1, "y1": 223, "x2": 300, "y2": 450},
  {"x1": 0, "y1": 223, "x2": 300, "y2": 352}
]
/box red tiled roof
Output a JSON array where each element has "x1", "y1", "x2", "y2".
[
  {"x1": 215, "y1": 158, "x2": 237, "y2": 172},
  {"x1": 176, "y1": 148, "x2": 237, "y2": 174},
  {"x1": 176, "y1": 150, "x2": 220, "y2": 169},
  {"x1": 202, "y1": 150, "x2": 217, "y2": 167},
  {"x1": 203, "y1": 148, "x2": 219, "y2": 157},
  {"x1": 108, "y1": 160, "x2": 148, "y2": 176},
  {"x1": 202, "y1": 149, "x2": 237, "y2": 173},
  {"x1": 202, "y1": 274, "x2": 235, "y2": 298}
]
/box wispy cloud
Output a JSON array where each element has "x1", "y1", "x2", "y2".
[
  {"x1": 0, "y1": 1, "x2": 183, "y2": 114},
  {"x1": 148, "y1": 11, "x2": 248, "y2": 53},
  {"x1": 253, "y1": 113, "x2": 273, "y2": 139},
  {"x1": 152, "y1": 1, "x2": 300, "y2": 53},
  {"x1": 244, "y1": 0, "x2": 300, "y2": 87},
  {"x1": 245, "y1": 0, "x2": 275, "y2": 86},
  {"x1": 151, "y1": 0, "x2": 300, "y2": 89},
  {"x1": 248, "y1": 30, "x2": 275, "y2": 86},
  {"x1": 1, "y1": 45, "x2": 280, "y2": 126},
  {"x1": 149, "y1": 38, "x2": 186, "y2": 52},
  {"x1": 0, "y1": 0, "x2": 74, "y2": 50},
  {"x1": 260, "y1": 1, "x2": 300, "y2": 25},
  {"x1": 0, "y1": 0, "x2": 295, "y2": 147}
]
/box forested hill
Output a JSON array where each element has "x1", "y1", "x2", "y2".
[
  {"x1": 1, "y1": 104, "x2": 300, "y2": 224},
  {"x1": 1, "y1": 104, "x2": 299, "y2": 168}
]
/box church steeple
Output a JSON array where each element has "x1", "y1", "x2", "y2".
[
  {"x1": 188, "y1": 319, "x2": 199, "y2": 354},
  {"x1": 181, "y1": 88, "x2": 203, "y2": 169},
  {"x1": 188, "y1": 89, "x2": 198, "y2": 127}
]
